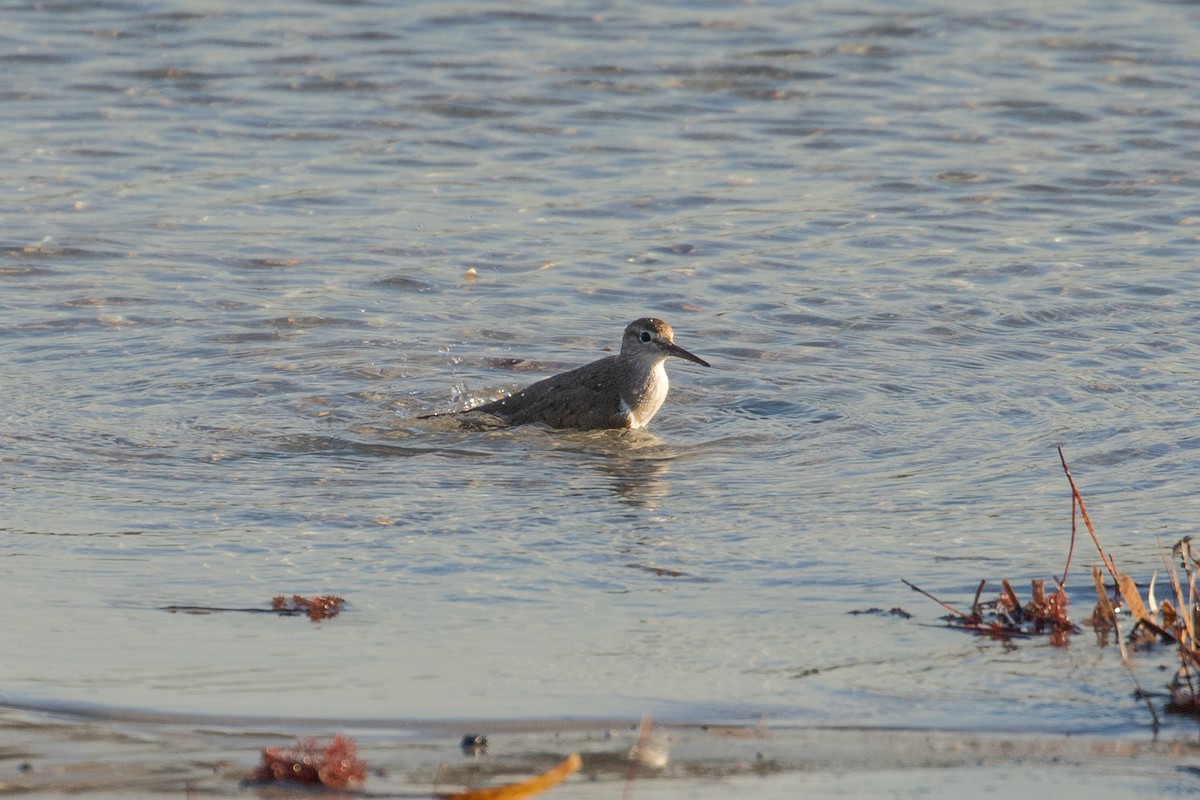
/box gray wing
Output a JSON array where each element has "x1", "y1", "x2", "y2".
[{"x1": 470, "y1": 358, "x2": 631, "y2": 430}]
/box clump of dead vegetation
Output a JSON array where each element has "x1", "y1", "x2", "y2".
[
  {"x1": 907, "y1": 447, "x2": 1200, "y2": 724},
  {"x1": 902, "y1": 449, "x2": 1083, "y2": 645},
  {"x1": 249, "y1": 735, "x2": 366, "y2": 791},
  {"x1": 1093, "y1": 531, "x2": 1200, "y2": 719}
]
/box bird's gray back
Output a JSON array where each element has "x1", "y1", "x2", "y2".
[{"x1": 469, "y1": 355, "x2": 631, "y2": 430}]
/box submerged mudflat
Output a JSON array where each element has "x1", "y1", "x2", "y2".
[{"x1": 3, "y1": 704, "x2": 1196, "y2": 799}]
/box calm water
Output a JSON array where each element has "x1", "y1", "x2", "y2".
[{"x1": 4, "y1": 0, "x2": 1200, "y2": 750}]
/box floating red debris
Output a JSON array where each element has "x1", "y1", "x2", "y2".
[
  {"x1": 272, "y1": 594, "x2": 345, "y2": 621},
  {"x1": 162, "y1": 594, "x2": 346, "y2": 621},
  {"x1": 251, "y1": 735, "x2": 366, "y2": 790}
]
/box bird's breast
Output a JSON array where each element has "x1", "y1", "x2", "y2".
[{"x1": 622, "y1": 361, "x2": 669, "y2": 429}]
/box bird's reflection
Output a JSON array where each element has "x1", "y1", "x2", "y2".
[
  {"x1": 597, "y1": 452, "x2": 673, "y2": 507},
  {"x1": 551, "y1": 429, "x2": 678, "y2": 509}
]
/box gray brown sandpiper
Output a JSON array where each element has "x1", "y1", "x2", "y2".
[{"x1": 421, "y1": 318, "x2": 710, "y2": 430}]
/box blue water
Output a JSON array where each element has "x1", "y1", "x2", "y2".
[{"x1": 4, "y1": 0, "x2": 1200, "y2": 745}]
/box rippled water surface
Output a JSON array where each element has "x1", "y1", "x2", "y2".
[{"x1": 5, "y1": 0, "x2": 1200, "y2": 752}]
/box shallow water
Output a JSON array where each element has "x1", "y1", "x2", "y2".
[{"x1": 4, "y1": 0, "x2": 1200, "y2": 757}]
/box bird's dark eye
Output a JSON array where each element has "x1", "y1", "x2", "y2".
[{"x1": 640, "y1": 331, "x2": 652, "y2": 342}]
